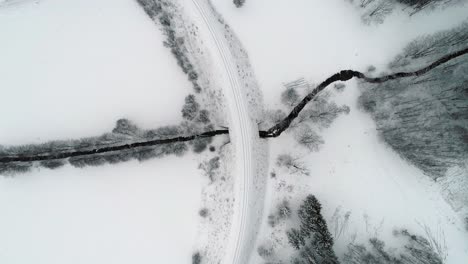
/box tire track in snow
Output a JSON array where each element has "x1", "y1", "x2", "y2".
[{"x1": 190, "y1": 0, "x2": 257, "y2": 263}]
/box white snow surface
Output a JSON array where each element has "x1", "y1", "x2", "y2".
[
  {"x1": 0, "y1": 0, "x2": 191, "y2": 144},
  {"x1": 1, "y1": 0, "x2": 468, "y2": 263},
  {"x1": 0, "y1": 0, "x2": 202, "y2": 263},
  {"x1": 0, "y1": 157, "x2": 203, "y2": 264},
  {"x1": 176, "y1": 0, "x2": 267, "y2": 263},
  {"x1": 212, "y1": 0, "x2": 468, "y2": 263}
]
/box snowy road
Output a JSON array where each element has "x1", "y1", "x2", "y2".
[{"x1": 190, "y1": 0, "x2": 260, "y2": 263}]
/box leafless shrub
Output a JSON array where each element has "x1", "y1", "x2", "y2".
[
  {"x1": 233, "y1": 0, "x2": 245, "y2": 8},
  {"x1": 268, "y1": 199, "x2": 292, "y2": 227},
  {"x1": 360, "y1": 0, "x2": 377, "y2": 8},
  {"x1": 294, "y1": 125, "x2": 324, "y2": 152},
  {"x1": 265, "y1": 109, "x2": 287, "y2": 128},
  {"x1": 298, "y1": 95, "x2": 350, "y2": 129},
  {"x1": 416, "y1": 222, "x2": 448, "y2": 261},
  {"x1": 276, "y1": 154, "x2": 310, "y2": 176},
  {"x1": 361, "y1": 1, "x2": 394, "y2": 25},
  {"x1": 330, "y1": 206, "x2": 351, "y2": 240},
  {"x1": 191, "y1": 138, "x2": 211, "y2": 153},
  {"x1": 281, "y1": 87, "x2": 300, "y2": 107},
  {"x1": 112, "y1": 118, "x2": 140, "y2": 136},
  {"x1": 344, "y1": 229, "x2": 445, "y2": 264}
]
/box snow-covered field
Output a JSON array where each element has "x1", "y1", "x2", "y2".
[
  {"x1": 0, "y1": 157, "x2": 202, "y2": 264},
  {"x1": 262, "y1": 82, "x2": 468, "y2": 262},
  {"x1": 212, "y1": 0, "x2": 468, "y2": 262},
  {"x1": 0, "y1": 0, "x2": 202, "y2": 263},
  {"x1": 0, "y1": 0, "x2": 190, "y2": 144},
  {"x1": 1, "y1": 0, "x2": 468, "y2": 263}
]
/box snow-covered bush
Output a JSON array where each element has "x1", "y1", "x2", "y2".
[
  {"x1": 196, "y1": 109, "x2": 211, "y2": 124},
  {"x1": 233, "y1": 0, "x2": 245, "y2": 8},
  {"x1": 112, "y1": 118, "x2": 139, "y2": 136},
  {"x1": 334, "y1": 83, "x2": 346, "y2": 91},
  {"x1": 192, "y1": 252, "x2": 202, "y2": 264},
  {"x1": 268, "y1": 199, "x2": 292, "y2": 227},
  {"x1": 182, "y1": 94, "x2": 200, "y2": 121},
  {"x1": 199, "y1": 156, "x2": 220, "y2": 182},
  {"x1": 191, "y1": 138, "x2": 211, "y2": 153},
  {"x1": 198, "y1": 208, "x2": 209, "y2": 218}
]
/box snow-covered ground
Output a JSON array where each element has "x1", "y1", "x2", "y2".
[
  {"x1": 0, "y1": 0, "x2": 190, "y2": 144},
  {"x1": 262, "y1": 82, "x2": 468, "y2": 262},
  {"x1": 172, "y1": 0, "x2": 267, "y2": 263},
  {"x1": 0, "y1": 0, "x2": 202, "y2": 263},
  {"x1": 0, "y1": 157, "x2": 202, "y2": 264},
  {"x1": 2, "y1": 0, "x2": 468, "y2": 263},
  {"x1": 212, "y1": 0, "x2": 468, "y2": 106},
  {"x1": 186, "y1": 1, "x2": 259, "y2": 263},
  {"x1": 211, "y1": 0, "x2": 468, "y2": 262}
]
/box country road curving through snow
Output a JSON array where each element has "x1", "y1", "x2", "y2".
[{"x1": 189, "y1": 0, "x2": 264, "y2": 263}]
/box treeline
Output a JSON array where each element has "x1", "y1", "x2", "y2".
[
  {"x1": 348, "y1": 0, "x2": 464, "y2": 25},
  {"x1": 358, "y1": 21, "x2": 468, "y2": 179},
  {"x1": 2, "y1": 23, "x2": 468, "y2": 175},
  {"x1": 343, "y1": 229, "x2": 445, "y2": 264},
  {"x1": 136, "y1": 0, "x2": 202, "y2": 93},
  {"x1": 0, "y1": 94, "x2": 216, "y2": 175},
  {"x1": 259, "y1": 195, "x2": 446, "y2": 263}
]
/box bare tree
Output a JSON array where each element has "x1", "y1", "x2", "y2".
[
  {"x1": 361, "y1": 1, "x2": 394, "y2": 25},
  {"x1": 281, "y1": 87, "x2": 301, "y2": 107},
  {"x1": 344, "y1": 229, "x2": 445, "y2": 264},
  {"x1": 276, "y1": 154, "x2": 310, "y2": 176},
  {"x1": 294, "y1": 125, "x2": 324, "y2": 152},
  {"x1": 359, "y1": 21, "x2": 468, "y2": 179}
]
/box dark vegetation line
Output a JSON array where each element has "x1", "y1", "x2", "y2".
[
  {"x1": 1, "y1": 47, "x2": 467, "y2": 164},
  {"x1": 262, "y1": 46, "x2": 468, "y2": 138},
  {"x1": 0, "y1": 130, "x2": 228, "y2": 163}
]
